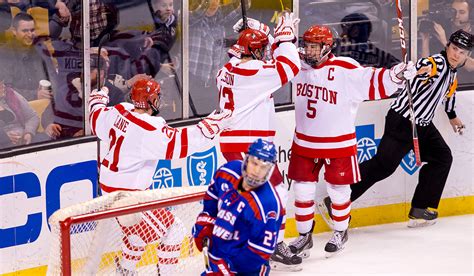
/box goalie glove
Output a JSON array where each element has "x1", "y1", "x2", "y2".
[
  {"x1": 390, "y1": 61, "x2": 416, "y2": 85},
  {"x1": 197, "y1": 109, "x2": 232, "y2": 139},
  {"x1": 88, "y1": 87, "x2": 109, "y2": 112},
  {"x1": 192, "y1": 213, "x2": 215, "y2": 252},
  {"x1": 274, "y1": 12, "x2": 300, "y2": 45},
  {"x1": 233, "y1": 18, "x2": 270, "y2": 36}
]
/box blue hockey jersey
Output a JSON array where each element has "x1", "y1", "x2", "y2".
[{"x1": 202, "y1": 160, "x2": 282, "y2": 273}]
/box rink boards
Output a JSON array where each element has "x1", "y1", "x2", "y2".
[{"x1": 1, "y1": 92, "x2": 473, "y2": 274}]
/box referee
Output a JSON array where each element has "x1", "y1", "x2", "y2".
[{"x1": 347, "y1": 29, "x2": 473, "y2": 227}]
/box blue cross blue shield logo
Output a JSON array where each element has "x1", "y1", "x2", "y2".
[
  {"x1": 187, "y1": 147, "x2": 218, "y2": 186},
  {"x1": 355, "y1": 124, "x2": 420, "y2": 175},
  {"x1": 150, "y1": 160, "x2": 182, "y2": 189},
  {"x1": 356, "y1": 124, "x2": 381, "y2": 163},
  {"x1": 400, "y1": 150, "x2": 419, "y2": 175}
]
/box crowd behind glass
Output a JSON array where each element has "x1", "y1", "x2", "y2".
[{"x1": 0, "y1": 0, "x2": 472, "y2": 151}]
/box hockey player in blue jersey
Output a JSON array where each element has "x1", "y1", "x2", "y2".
[{"x1": 193, "y1": 138, "x2": 282, "y2": 275}]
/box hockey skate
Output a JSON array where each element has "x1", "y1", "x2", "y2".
[
  {"x1": 114, "y1": 257, "x2": 138, "y2": 276},
  {"x1": 288, "y1": 231, "x2": 313, "y2": 259},
  {"x1": 315, "y1": 196, "x2": 334, "y2": 230},
  {"x1": 324, "y1": 230, "x2": 348, "y2": 258},
  {"x1": 407, "y1": 207, "x2": 438, "y2": 228},
  {"x1": 270, "y1": 242, "x2": 303, "y2": 271}
]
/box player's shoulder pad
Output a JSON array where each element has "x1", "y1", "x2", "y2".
[
  {"x1": 332, "y1": 55, "x2": 362, "y2": 67},
  {"x1": 213, "y1": 160, "x2": 242, "y2": 189},
  {"x1": 114, "y1": 103, "x2": 165, "y2": 130},
  {"x1": 248, "y1": 182, "x2": 281, "y2": 222}
]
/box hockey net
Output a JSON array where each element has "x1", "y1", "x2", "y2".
[{"x1": 47, "y1": 186, "x2": 207, "y2": 275}]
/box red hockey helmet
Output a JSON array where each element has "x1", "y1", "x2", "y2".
[
  {"x1": 237, "y1": 28, "x2": 269, "y2": 59},
  {"x1": 302, "y1": 25, "x2": 336, "y2": 65},
  {"x1": 130, "y1": 79, "x2": 161, "y2": 112}
]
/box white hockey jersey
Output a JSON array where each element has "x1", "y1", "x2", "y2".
[
  {"x1": 216, "y1": 42, "x2": 301, "y2": 152},
  {"x1": 89, "y1": 102, "x2": 213, "y2": 192},
  {"x1": 292, "y1": 54, "x2": 403, "y2": 158}
]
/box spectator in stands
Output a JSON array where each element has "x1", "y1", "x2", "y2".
[
  {"x1": 2, "y1": 12, "x2": 52, "y2": 101},
  {"x1": 335, "y1": 12, "x2": 399, "y2": 68},
  {"x1": 188, "y1": 0, "x2": 248, "y2": 116},
  {"x1": 0, "y1": 79, "x2": 39, "y2": 149},
  {"x1": 420, "y1": 0, "x2": 473, "y2": 83},
  {"x1": 65, "y1": 0, "x2": 118, "y2": 47},
  {"x1": 42, "y1": 53, "x2": 149, "y2": 140}
]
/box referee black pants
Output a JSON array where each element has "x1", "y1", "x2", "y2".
[{"x1": 351, "y1": 109, "x2": 453, "y2": 209}]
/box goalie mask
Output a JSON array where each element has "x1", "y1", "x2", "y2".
[
  {"x1": 242, "y1": 139, "x2": 277, "y2": 189},
  {"x1": 130, "y1": 79, "x2": 161, "y2": 115},
  {"x1": 300, "y1": 25, "x2": 335, "y2": 66},
  {"x1": 237, "y1": 28, "x2": 270, "y2": 60}
]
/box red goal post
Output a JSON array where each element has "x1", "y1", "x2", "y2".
[{"x1": 47, "y1": 186, "x2": 207, "y2": 275}]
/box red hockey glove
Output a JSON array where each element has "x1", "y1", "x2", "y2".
[
  {"x1": 233, "y1": 18, "x2": 270, "y2": 36},
  {"x1": 206, "y1": 258, "x2": 234, "y2": 276},
  {"x1": 192, "y1": 213, "x2": 215, "y2": 252},
  {"x1": 273, "y1": 12, "x2": 300, "y2": 45},
  {"x1": 197, "y1": 109, "x2": 232, "y2": 139}
]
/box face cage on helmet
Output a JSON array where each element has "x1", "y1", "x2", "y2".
[
  {"x1": 249, "y1": 44, "x2": 272, "y2": 61},
  {"x1": 301, "y1": 42, "x2": 333, "y2": 66},
  {"x1": 242, "y1": 155, "x2": 275, "y2": 189}
]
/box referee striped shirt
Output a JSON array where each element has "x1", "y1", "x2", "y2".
[{"x1": 391, "y1": 52, "x2": 458, "y2": 126}]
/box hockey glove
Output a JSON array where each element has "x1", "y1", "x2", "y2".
[
  {"x1": 207, "y1": 258, "x2": 234, "y2": 275},
  {"x1": 197, "y1": 109, "x2": 232, "y2": 139},
  {"x1": 233, "y1": 18, "x2": 270, "y2": 36},
  {"x1": 88, "y1": 87, "x2": 109, "y2": 112},
  {"x1": 228, "y1": 44, "x2": 242, "y2": 59},
  {"x1": 192, "y1": 213, "x2": 216, "y2": 252},
  {"x1": 273, "y1": 12, "x2": 300, "y2": 45},
  {"x1": 217, "y1": 188, "x2": 241, "y2": 210},
  {"x1": 390, "y1": 61, "x2": 416, "y2": 84}
]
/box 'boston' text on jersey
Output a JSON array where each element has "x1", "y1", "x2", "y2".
[{"x1": 296, "y1": 83, "x2": 338, "y2": 105}]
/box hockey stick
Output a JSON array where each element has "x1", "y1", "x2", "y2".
[
  {"x1": 202, "y1": 237, "x2": 211, "y2": 271},
  {"x1": 395, "y1": 0, "x2": 422, "y2": 167},
  {"x1": 240, "y1": 0, "x2": 248, "y2": 30}
]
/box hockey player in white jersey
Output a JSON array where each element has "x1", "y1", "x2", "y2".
[
  {"x1": 216, "y1": 12, "x2": 302, "y2": 270},
  {"x1": 88, "y1": 78, "x2": 230, "y2": 275},
  {"x1": 287, "y1": 25, "x2": 416, "y2": 258}
]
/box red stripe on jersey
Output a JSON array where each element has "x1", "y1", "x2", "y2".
[
  {"x1": 315, "y1": 56, "x2": 359, "y2": 70},
  {"x1": 377, "y1": 68, "x2": 388, "y2": 99},
  {"x1": 295, "y1": 200, "x2": 315, "y2": 208},
  {"x1": 100, "y1": 182, "x2": 141, "y2": 193},
  {"x1": 179, "y1": 128, "x2": 188, "y2": 158},
  {"x1": 220, "y1": 142, "x2": 251, "y2": 153},
  {"x1": 276, "y1": 55, "x2": 299, "y2": 76},
  {"x1": 90, "y1": 109, "x2": 102, "y2": 135},
  {"x1": 248, "y1": 245, "x2": 271, "y2": 260},
  {"x1": 115, "y1": 104, "x2": 157, "y2": 131},
  {"x1": 332, "y1": 200, "x2": 351, "y2": 210},
  {"x1": 368, "y1": 68, "x2": 376, "y2": 100},
  {"x1": 295, "y1": 213, "x2": 314, "y2": 222},
  {"x1": 295, "y1": 132, "x2": 356, "y2": 143},
  {"x1": 214, "y1": 171, "x2": 240, "y2": 188},
  {"x1": 166, "y1": 132, "x2": 177, "y2": 159},
  {"x1": 221, "y1": 130, "x2": 276, "y2": 137},
  {"x1": 292, "y1": 142, "x2": 357, "y2": 158},
  {"x1": 224, "y1": 63, "x2": 259, "y2": 76},
  {"x1": 276, "y1": 61, "x2": 288, "y2": 86},
  {"x1": 241, "y1": 193, "x2": 263, "y2": 221}
]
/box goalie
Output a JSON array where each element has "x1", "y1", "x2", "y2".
[{"x1": 88, "y1": 78, "x2": 231, "y2": 274}]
